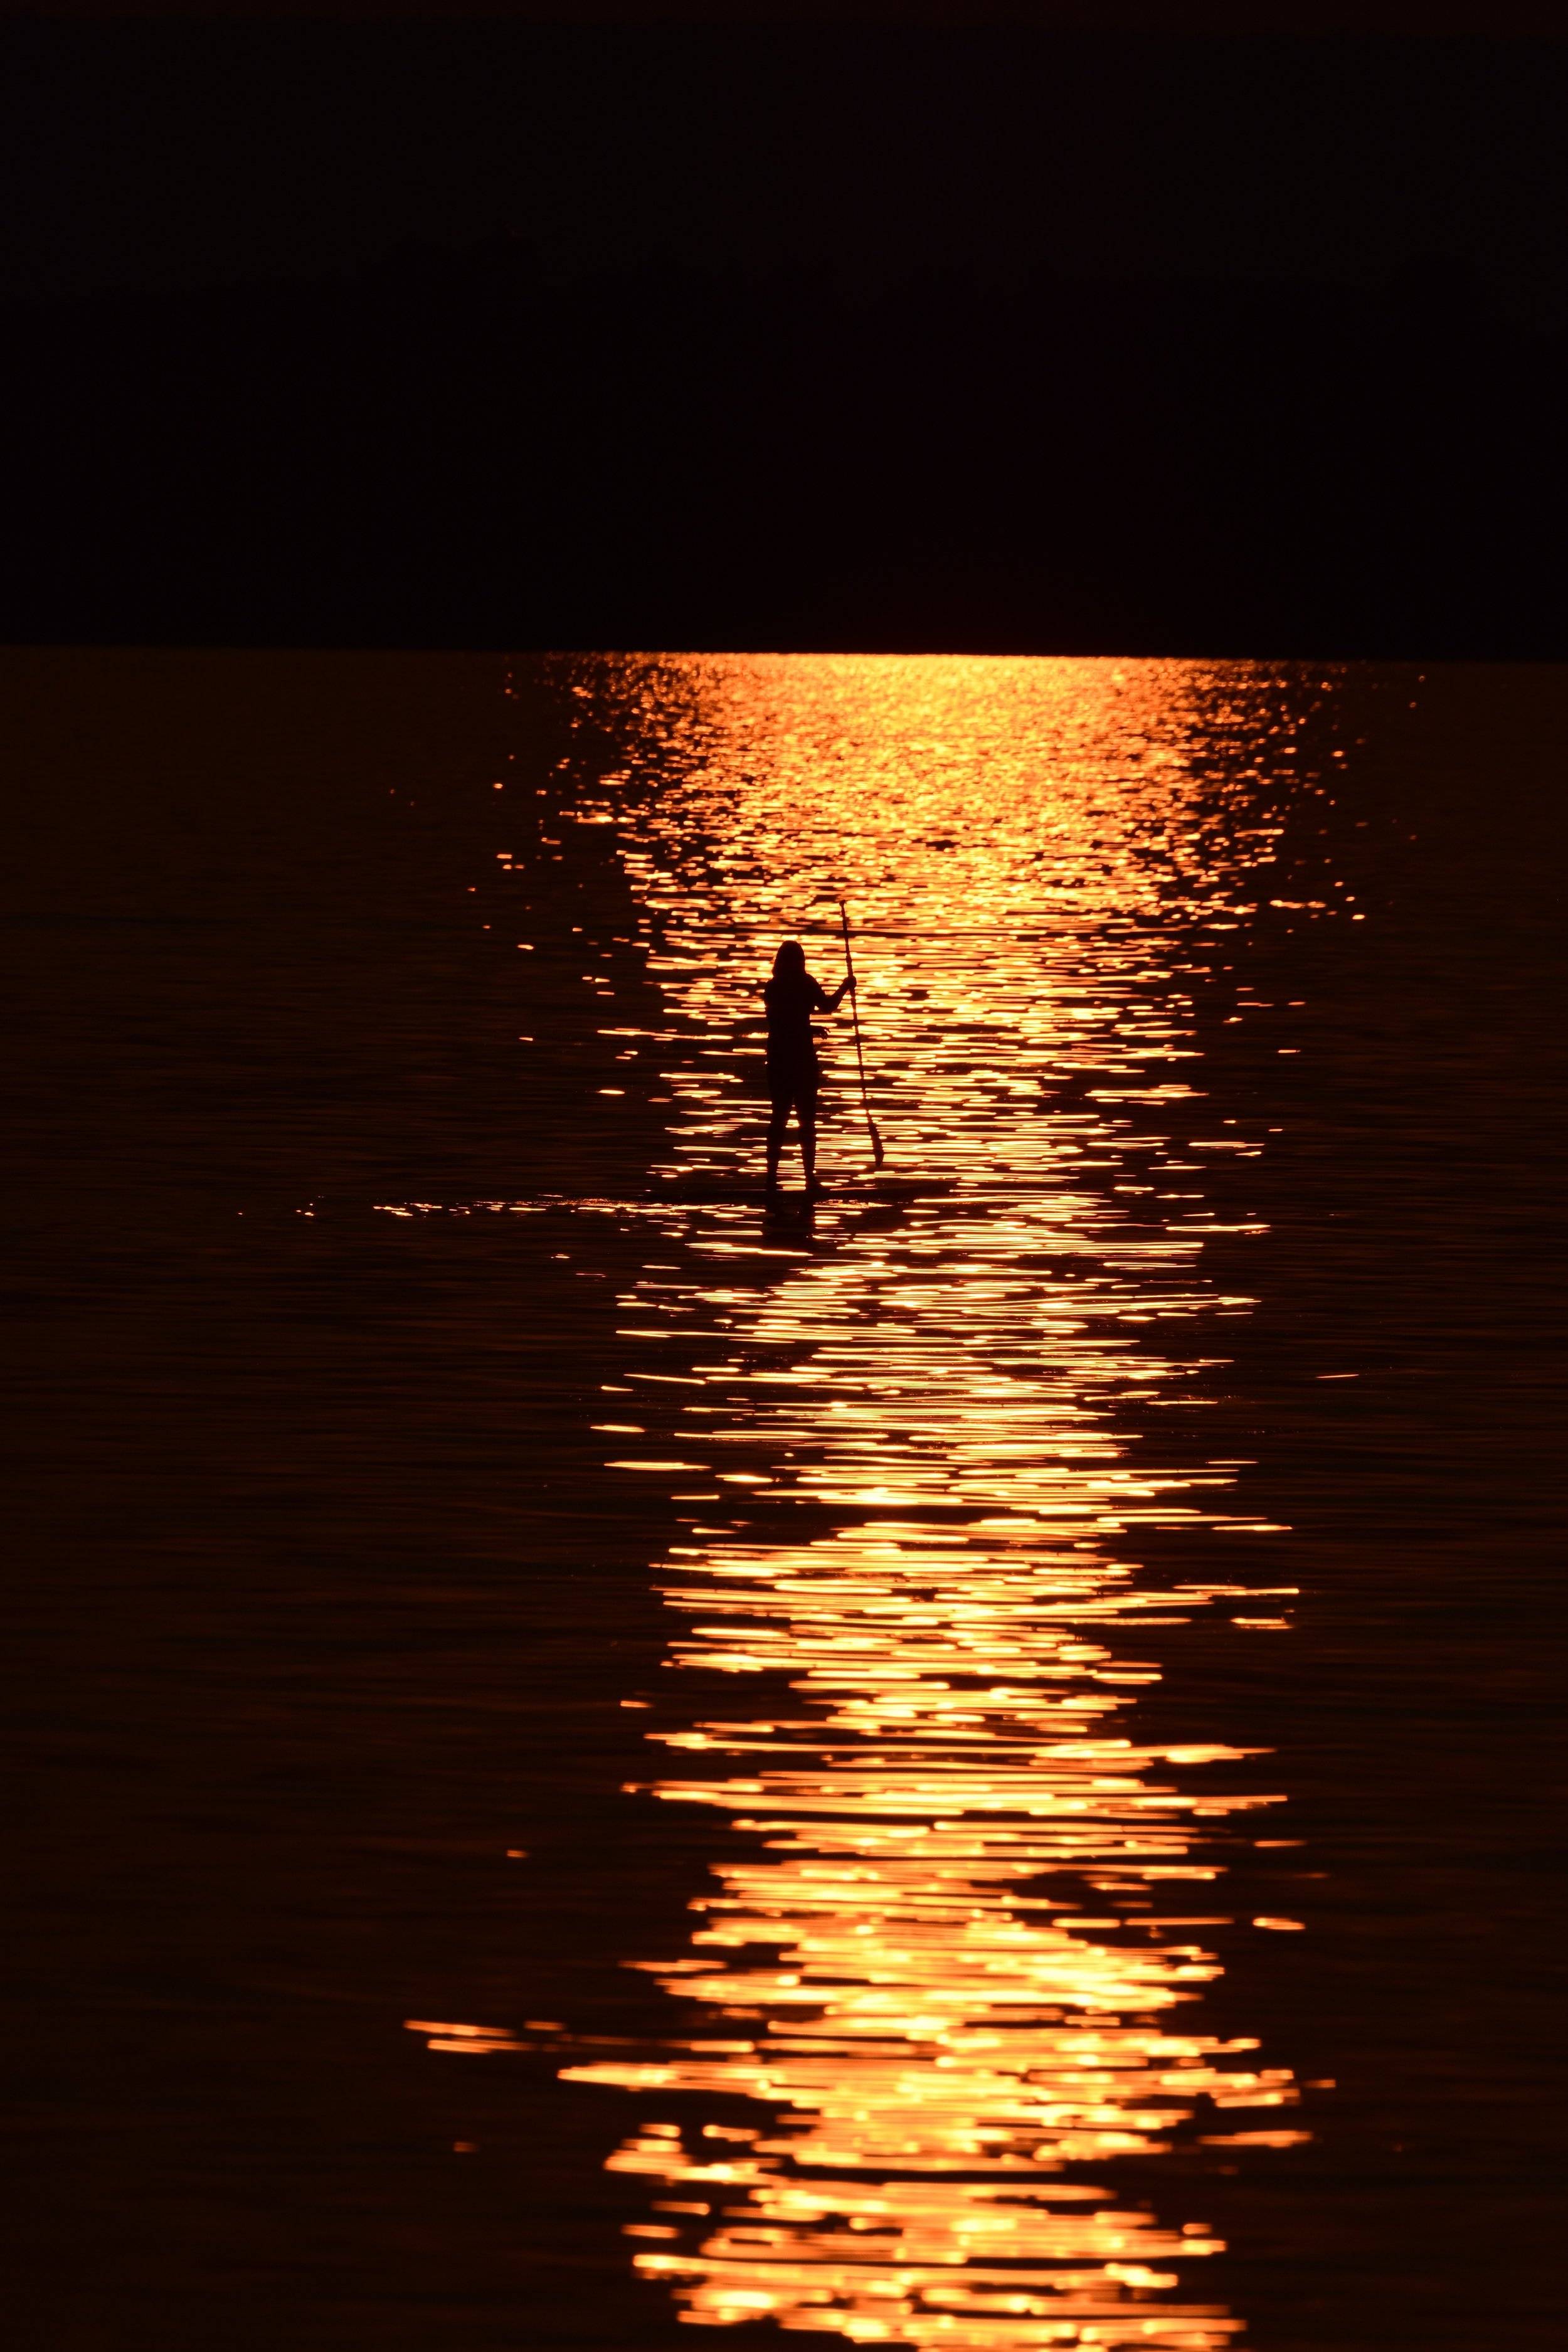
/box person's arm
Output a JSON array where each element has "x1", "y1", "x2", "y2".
[{"x1": 826, "y1": 975, "x2": 856, "y2": 1012}]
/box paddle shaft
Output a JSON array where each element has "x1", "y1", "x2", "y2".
[{"x1": 839, "y1": 903, "x2": 884, "y2": 1165}]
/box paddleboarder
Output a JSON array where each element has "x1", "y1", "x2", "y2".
[{"x1": 763, "y1": 939, "x2": 854, "y2": 1196}]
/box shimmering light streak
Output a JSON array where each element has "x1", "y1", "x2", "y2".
[
  {"x1": 567, "y1": 1521, "x2": 1293, "y2": 2344},
  {"x1": 441, "y1": 660, "x2": 1330, "y2": 2345}
]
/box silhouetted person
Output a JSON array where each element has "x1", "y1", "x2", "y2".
[{"x1": 764, "y1": 939, "x2": 854, "y2": 1195}]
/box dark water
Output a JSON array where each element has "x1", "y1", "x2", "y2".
[{"x1": 3, "y1": 652, "x2": 1562, "y2": 2351}]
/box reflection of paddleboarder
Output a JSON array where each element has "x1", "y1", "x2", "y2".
[{"x1": 764, "y1": 940, "x2": 854, "y2": 1195}]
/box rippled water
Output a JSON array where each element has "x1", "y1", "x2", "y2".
[
  {"x1": 404, "y1": 658, "x2": 1387, "y2": 2345},
  {"x1": 7, "y1": 652, "x2": 1560, "y2": 2352}
]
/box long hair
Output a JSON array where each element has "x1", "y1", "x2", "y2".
[{"x1": 771, "y1": 939, "x2": 806, "y2": 981}]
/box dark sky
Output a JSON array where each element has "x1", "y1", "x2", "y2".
[
  {"x1": 1, "y1": 9, "x2": 1563, "y2": 649},
  {"x1": 3, "y1": 14, "x2": 1564, "y2": 324},
  {"x1": 4, "y1": 0, "x2": 1563, "y2": 20}
]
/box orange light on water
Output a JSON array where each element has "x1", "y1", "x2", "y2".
[{"x1": 531, "y1": 657, "x2": 1316, "y2": 2346}]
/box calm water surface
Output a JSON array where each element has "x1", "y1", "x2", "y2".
[{"x1": 3, "y1": 654, "x2": 1561, "y2": 2351}]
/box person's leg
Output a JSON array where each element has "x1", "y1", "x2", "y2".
[
  {"x1": 800, "y1": 1091, "x2": 819, "y2": 1189},
  {"x1": 766, "y1": 1095, "x2": 789, "y2": 1189}
]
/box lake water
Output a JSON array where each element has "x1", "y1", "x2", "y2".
[{"x1": 4, "y1": 652, "x2": 1561, "y2": 2351}]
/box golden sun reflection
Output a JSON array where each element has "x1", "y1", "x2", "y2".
[
  {"x1": 502, "y1": 659, "x2": 1322, "y2": 2343},
  {"x1": 566, "y1": 1514, "x2": 1299, "y2": 2344}
]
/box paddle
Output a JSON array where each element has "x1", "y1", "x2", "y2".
[{"x1": 839, "y1": 902, "x2": 886, "y2": 1171}]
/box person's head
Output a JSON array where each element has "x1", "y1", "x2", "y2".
[{"x1": 773, "y1": 939, "x2": 806, "y2": 980}]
